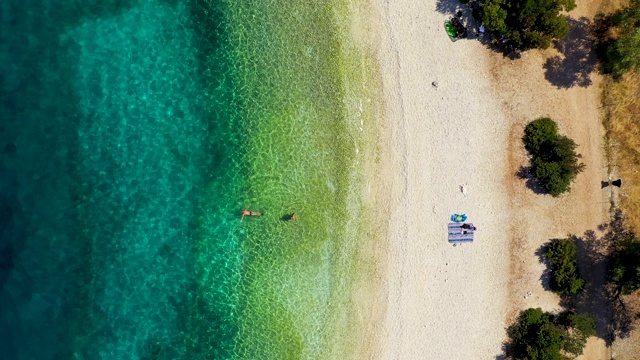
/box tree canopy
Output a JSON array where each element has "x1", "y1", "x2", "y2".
[
  {"x1": 508, "y1": 308, "x2": 595, "y2": 360},
  {"x1": 595, "y1": 0, "x2": 640, "y2": 77},
  {"x1": 545, "y1": 239, "x2": 585, "y2": 295},
  {"x1": 523, "y1": 118, "x2": 585, "y2": 196},
  {"x1": 610, "y1": 237, "x2": 640, "y2": 294},
  {"x1": 481, "y1": 0, "x2": 577, "y2": 49}
]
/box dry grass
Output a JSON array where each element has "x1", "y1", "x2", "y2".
[{"x1": 602, "y1": 70, "x2": 640, "y2": 232}]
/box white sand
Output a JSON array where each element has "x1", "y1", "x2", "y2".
[
  {"x1": 364, "y1": 0, "x2": 611, "y2": 358},
  {"x1": 369, "y1": 1, "x2": 512, "y2": 358}
]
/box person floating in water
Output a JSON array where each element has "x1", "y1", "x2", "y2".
[
  {"x1": 291, "y1": 212, "x2": 297, "y2": 222},
  {"x1": 241, "y1": 208, "x2": 262, "y2": 221},
  {"x1": 461, "y1": 223, "x2": 476, "y2": 231}
]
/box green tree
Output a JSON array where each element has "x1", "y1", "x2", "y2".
[
  {"x1": 595, "y1": 0, "x2": 640, "y2": 77},
  {"x1": 559, "y1": 313, "x2": 596, "y2": 355},
  {"x1": 545, "y1": 239, "x2": 586, "y2": 295},
  {"x1": 508, "y1": 308, "x2": 596, "y2": 359},
  {"x1": 523, "y1": 118, "x2": 558, "y2": 155},
  {"x1": 610, "y1": 238, "x2": 640, "y2": 294},
  {"x1": 482, "y1": 0, "x2": 576, "y2": 49},
  {"x1": 607, "y1": 28, "x2": 640, "y2": 77},
  {"x1": 508, "y1": 308, "x2": 595, "y2": 360},
  {"x1": 523, "y1": 118, "x2": 585, "y2": 196},
  {"x1": 509, "y1": 308, "x2": 564, "y2": 360}
]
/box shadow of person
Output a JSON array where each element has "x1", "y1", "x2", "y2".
[{"x1": 280, "y1": 213, "x2": 296, "y2": 221}]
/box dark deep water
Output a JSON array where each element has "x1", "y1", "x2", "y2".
[{"x1": 0, "y1": 1, "x2": 244, "y2": 358}]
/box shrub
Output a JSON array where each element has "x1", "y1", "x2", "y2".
[
  {"x1": 522, "y1": 118, "x2": 585, "y2": 196},
  {"x1": 610, "y1": 237, "x2": 640, "y2": 294},
  {"x1": 481, "y1": 0, "x2": 576, "y2": 50},
  {"x1": 523, "y1": 118, "x2": 558, "y2": 155},
  {"x1": 558, "y1": 313, "x2": 596, "y2": 355},
  {"x1": 508, "y1": 308, "x2": 595, "y2": 359},
  {"x1": 509, "y1": 308, "x2": 563, "y2": 360},
  {"x1": 545, "y1": 239, "x2": 586, "y2": 295},
  {"x1": 594, "y1": 0, "x2": 640, "y2": 77}
]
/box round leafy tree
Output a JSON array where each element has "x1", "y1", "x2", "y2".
[
  {"x1": 482, "y1": 0, "x2": 576, "y2": 49},
  {"x1": 594, "y1": 0, "x2": 640, "y2": 77},
  {"x1": 611, "y1": 238, "x2": 640, "y2": 294},
  {"x1": 545, "y1": 238, "x2": 585, "y2": 295},
  {"x1": 523, "y1": 118, "x2": 585, "y2": 196},
  {"x1": 523, "y1": 117, "x2": 558, "y2": 155},
  {"x1": 508, "y1": 308, "x2": 596, "y2": 359}
]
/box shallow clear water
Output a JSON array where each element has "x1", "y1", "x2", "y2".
[{"x1": 0, "y1": 0, "x2": 378, "y2": 358}]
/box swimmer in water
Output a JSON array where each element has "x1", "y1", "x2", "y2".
[{"x1": 241, "y1": 208, "x2": 262, "y2": 221}]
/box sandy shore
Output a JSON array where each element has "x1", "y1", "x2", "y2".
[
  {"x1": 369, "y1": 1, "x2": 512, "y2": 358},
  {"x1": 365, "y1": 0, "x2": 610, "y2": 358}
]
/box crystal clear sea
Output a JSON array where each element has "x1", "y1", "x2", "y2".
[{"x1": 0, "y1": 0, "x2": 380, "y2": 358}]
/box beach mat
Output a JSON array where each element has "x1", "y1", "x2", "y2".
[
  {"x1": 444, "y1": 21, "x2": 459, "y2": 42},
  {"x1": 448, "y1": 222, "x2": 474, "y2": 242}
]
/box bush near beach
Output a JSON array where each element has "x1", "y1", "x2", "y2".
[
  {"x1": 610, "y1": 237, "x2": 640, "y2": 295},
  {"x1": 508, "y1": 308, "x2": 595, "y2": 360},
  {"x1": 523, "y1": 118, "x2": 585, "y2": 197},
  {"x1": 594, "y1": 0, "x2": 640, "y2": 78},
  {"x1": 544, "y1": 239, "x2": 585, "y2": 295},
  {"x1": 480, "y1": 0, "x2": 576, "y2": 49}
]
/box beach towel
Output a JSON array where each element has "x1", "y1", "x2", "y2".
[
  {"x1": 450, "y1": 214, "x2": 467, "y2": 223},
  {"x1": 444, "y1": 21, "x2": 460, "y2": 42},
  {"x1": 448, "y1": 222, "x2": 474, "y2": 243}
]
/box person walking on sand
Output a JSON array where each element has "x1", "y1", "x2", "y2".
[{"x1": 241, "y1": 208, "x2": 262, "y2": 221}]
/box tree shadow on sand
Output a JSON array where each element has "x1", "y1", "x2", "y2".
[
  {"x1": 570, "y1": 230, "x2": 618, "y2": 344},
  {"x1": 534, "y1": 243, "x2": 556, "y2": 293},
  {"x1": 567, "y1": 213, "x2": 636, "y2": 345},
  {"x1": 543, "y1": 16, "x2": 597, "y2": 89},
  {"x1": 435, "y1": 0, "x2": 461, "y2": 15},
  {"x1": 516, "y1": 166, "x2": 547, "y2": 195}
]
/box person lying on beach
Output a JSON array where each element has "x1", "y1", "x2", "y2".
[
  {"x1": 241, "y1": 208, "x2": 262, "y2": 221},
  {"x1": 461, "y1": 223, "x2": 476, "y2": 230}
]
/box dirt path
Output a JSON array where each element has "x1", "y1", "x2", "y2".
[{"x1": 489, "y1": 2, "x2": 612, "y2": 358}]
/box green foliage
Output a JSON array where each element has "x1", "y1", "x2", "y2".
[
  {"x1": 545, "y1": 239, "x2": 586, "y2": 295},
  {"x1": 482, "y1": 0, "x2": 508, "y2": 34},
  {"x1": 558, "y1": 312, "x2": 597, "y2": 354},
  {"x1": 524, "y1": 118, "x2": 559, "y2": 155},
  {"x1": 481, "y1": 0, "x2": 576, "y2": 49},
  {"x1": 522, "y1": 118, "x2": 585, "y2": 196},
  {"x1": 594, "y1": 0, "x2": 640, "y2": 77},
  {"x1": 509, "y1": 308, "x2": 564, "y2": 360},
  {"x1": 610, "y1": 237, "x2": 640, "y2": 294},
  {"x1": 607, "y1": 28, "x2": 640, "y2": 77},
  {"x1": 508, "y1": 308, "x2": 595, "y2": 359}
]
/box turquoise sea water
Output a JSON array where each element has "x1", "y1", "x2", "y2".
[{"x1": 0, "y1": 0, "x2": 379, "y2": 359}]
